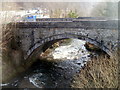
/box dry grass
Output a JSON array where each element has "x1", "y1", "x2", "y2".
[
  {"x1": 71, "y1": 53, "x2": 118, "y2": 88},
  {"x1": 40, "y1": 40, "x2": 119, "y2": 88}
]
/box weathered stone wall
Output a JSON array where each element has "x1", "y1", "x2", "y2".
[
  {"x1": 12, "y1": 19, "x2": 118, "y2": 61},
  {"x1": 2, "y1": 18, "x2": 118, "y2": 83}
]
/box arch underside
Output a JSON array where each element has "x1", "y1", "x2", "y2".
[{"x1": 25, "y1": 33, "x2": 111, "y2": 60}]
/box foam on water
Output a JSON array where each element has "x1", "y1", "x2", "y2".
[
  {"x1": 0, "y1": 83, "x2": 9, "y2": 86},
  {"x1": 52, "y1": 39, "x2": 90, "y2": 60},
  {"x1": 29, "y1": 39, "x2": 91, "y2": 88}
]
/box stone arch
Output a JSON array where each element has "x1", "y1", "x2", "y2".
[{"x1": 25, "y1": 33, "x2": 111, "y2": 61}]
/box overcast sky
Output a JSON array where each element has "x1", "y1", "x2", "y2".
[{"x1": 0, "y1": 0, "x2": 119, "y2": 2}]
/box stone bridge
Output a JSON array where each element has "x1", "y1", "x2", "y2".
[{"x1": 8, "y1": 18, "x2": 118, "y2": 61}]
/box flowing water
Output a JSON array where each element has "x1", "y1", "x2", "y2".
[{"x1": 2, "y1": 39, "x2": 107, "y2": 88}]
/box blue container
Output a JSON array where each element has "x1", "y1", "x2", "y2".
[
  {"x1": 27, "y1": 16, "x2": 33, "y2": 19},
  {"x1": 27, "y1": 15, "x2": 36, "y2": 21}
]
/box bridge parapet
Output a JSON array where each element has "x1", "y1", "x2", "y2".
[
  {"x1": 9, "y1": 19, "x2": 117, "y2": 29},
  {"x1": 7, "y1": 18, "x2": 118, "y2": 60}
]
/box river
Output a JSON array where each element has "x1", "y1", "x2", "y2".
[{"x1": 2, "y1": 38, "x2": 107, "y2": 88}]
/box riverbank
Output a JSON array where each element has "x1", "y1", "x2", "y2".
[
  {"x1": 1, "y1": 38, "x2": 118, "y2": 88},
  {"x1": 71, "y1": 53, "x2": 118, "y2": 88}
]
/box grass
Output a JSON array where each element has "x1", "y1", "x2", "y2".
[
  {"x1": 71, "y1": 53, "x2": 118, "y2": 88},
  {"x1": 40, "y1": 40, "x2": 118, "y2": 88}
]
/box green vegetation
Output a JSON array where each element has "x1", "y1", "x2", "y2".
[
  {"x1": 67, "y1": 10, "x2": 79, "y2": 18},
  {"x1": 50, "y1": 9, "x2": 79, "y2": 18}
]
